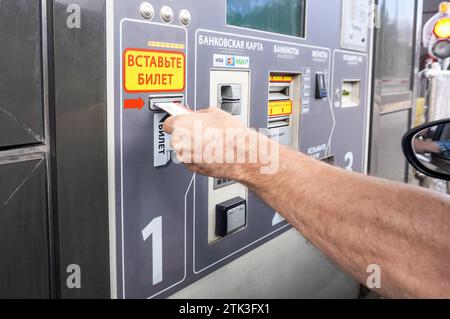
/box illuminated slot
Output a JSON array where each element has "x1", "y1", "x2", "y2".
[{"x1": 341, "y1": 80, "x2": 360, "y2": 108}]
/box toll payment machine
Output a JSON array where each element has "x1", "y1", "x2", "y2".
[{"x1": 45, "y1": 0, "x2": 373, "y2": 298}]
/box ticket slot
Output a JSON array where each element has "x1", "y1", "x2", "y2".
[{"x1": 149, "y1": 94, "x2": 185, "y2": 111}]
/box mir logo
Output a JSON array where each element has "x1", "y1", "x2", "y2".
[{"x1": 235, "y1": 57, "x2": 249, "y2": 67}]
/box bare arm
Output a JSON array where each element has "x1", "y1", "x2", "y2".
[
  {"x1": 165, "y1": 108, "x2": 450, "y2": 298},
  {"x1": 244, "y1": 145, "x2": 450, "y2": 298}
]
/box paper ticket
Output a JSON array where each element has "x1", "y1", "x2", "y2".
[{"x1": 154, "y1": 102, "x2": 192, "y2": 116}]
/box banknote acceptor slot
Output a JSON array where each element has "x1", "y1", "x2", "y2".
[{"x1": 268, "y1": 74, "x2": 301, "y2": 148}]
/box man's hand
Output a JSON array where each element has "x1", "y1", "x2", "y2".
[{"x1": 163, "y1": 108, "x2": 268, "y2": 181}]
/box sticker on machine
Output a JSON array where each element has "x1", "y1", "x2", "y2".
[
  {"x1": 213, "y1": 54, "x2": 250, "y2": 69},
  {"x1": 124, "y1": 48, "x2": 185, "y2": 93}
]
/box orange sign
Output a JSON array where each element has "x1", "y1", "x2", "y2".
[{"x1": 123, "y1": 48, "x2": 185, "y2": 93}]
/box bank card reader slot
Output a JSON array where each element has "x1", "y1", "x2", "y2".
[{"x1": 218, "y1": 84, "x2": 242, "y2": 116}]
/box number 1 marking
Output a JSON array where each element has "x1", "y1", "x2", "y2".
[{"x1": 142, "y1": 216, "x2": 163, "y2": 285}]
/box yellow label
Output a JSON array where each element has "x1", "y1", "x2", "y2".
[
  {"x1": 270, "y1": 75, "x2": 293, "y2": 83},
  {"x1": 124, "y1": 49, "x2": 185, "y2": 93},
  {"x1": 269, "y1": 100, "x2": 293, "y2": 116}
]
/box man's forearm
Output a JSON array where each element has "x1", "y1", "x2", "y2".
[
  {"x1": 240, "y1": 145, "x2": 450, "y2": 298},
  {"x1": 164, "y1": 108, "x2": 450, "y2": 298}
]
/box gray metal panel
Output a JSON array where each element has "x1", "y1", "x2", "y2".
[
  {"x1": 423, "y1": 0, "x2": 442, "y2": 12},
  {"x1": 0, "y1": 0, "x2": 44, "y2": 148},
  {"x1": 53, "y1": 0, "x2": 110, "y2": 298},
  {"x1": 0, "y1": 158, "x2": 50, "y2": 298},
  {"x1": 372, "y1": 110, "x2": 411, "y2": 182},
  {"x1": 331, "y1": 51, "x2": 369, "y2": 172},
  {"x1": 171, "y1": 230, "x2": 360, "y2": 299},
  {"x1": 373, "y1": 0, "x2": 416, "y2": 114},
  {"x1": 370, "y1": 0, "x2": 420, "y2": 182}
]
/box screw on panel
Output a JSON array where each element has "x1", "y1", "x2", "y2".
[
  {"x1": 140, "y1": 2, "x2": 155, "y2": 20},
  {"x1": 179, "y1": 9, "x2": 192, "y2": 26},
  {"x1": 160, "y1": 5, "x2": 174, "y2": 23}
]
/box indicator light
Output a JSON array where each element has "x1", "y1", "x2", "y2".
[{"x1": 434, "y1": 18, "x2": 450, "y2": 38}]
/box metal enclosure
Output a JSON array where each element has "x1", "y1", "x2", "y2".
[
  {"x1": 0, "y1": 0, "x2": 374, "y2": 298},
  {"x1": 0, "y1": 0, "x2": 52, "y2": 298},
  {"x1": 369, "y1": 0, "x2": 422, "y2": 182},
  {"x1": 0, "y1": 0, "x2": 44, "y2": 148},
  {"x1": 0, "y1": 155, "x2": 50, "y2": 298},
  {"x1": 52, "y1": 0, "x2": 110, "y2": 299}
]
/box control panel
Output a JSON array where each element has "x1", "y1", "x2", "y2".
[{"x1": 108, "y1": 0, "x2": 371, "y2": 299}]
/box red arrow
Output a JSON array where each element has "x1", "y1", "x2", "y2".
[{"x1": 124, "y1": 97, "x2": 145, "y2": 110}]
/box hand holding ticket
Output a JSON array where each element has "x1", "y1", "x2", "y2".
[{"x1": 154, "y1": 102, "x2": 192, "y2": 116}]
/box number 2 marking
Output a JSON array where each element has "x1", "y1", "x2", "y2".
[{"x1": 142, "y1": 216, "x2": 163, "y2": 285}]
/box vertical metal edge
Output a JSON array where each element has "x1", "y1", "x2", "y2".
[
  {"x1": 408, "y1": 0, "x2": 424, "y2": 182},
  {"x1": 411, "y1": 0, "x2": 424, "y2": 128},
  {"x1": 364, "y1": 0, "x2": 376, "y2": 175},
  {"x1": 41, "y1": 0, "x2": 60, "y2": 298},
  {"x1": 367, "y1": 0, "x2": 380, "y2": 176},
  {"x1": 106, "y1": 0, "x2": 117, "y2": 300}
]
